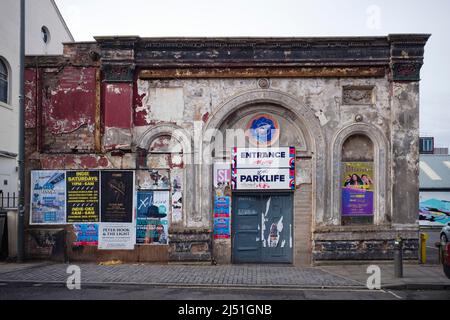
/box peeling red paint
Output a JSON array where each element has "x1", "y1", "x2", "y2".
[
  {"x1": 79, "y1": 155, "x2": 98, "y2": 168},
  {"x1": 98, "y1": 157, "x2": 109, "y2": 167},
  {"x1": 134, "y1": 109, "x2": 148, "y2": 127},
  {"x1": 202, "y1": 112, "x2": 210, "y2": 123},
  {"x1": 43, "y1": 67, "x2": 97, "y2": 135},
  {"x1": 24, "y1": 69, "x2": 37, "y2": 129},
  {"x1": 133, "y1": 85, "x2": 148, "y2": 126},
  {"x1": 40, "y1": 154, "x2": 110, "y2": 169},
  {"x1": 168, "y1": 154, "x2": 184, "y2": 169},
  {"x1": 41, "y1": 155, "x2": 76, "y2": 169},
  {"x1": 103, "y1": 83, "x2": 133, "y2": 128}
]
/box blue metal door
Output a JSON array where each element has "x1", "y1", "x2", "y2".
[{"x1": 232, "y1": 193, "x2": 293, "y2": 263}]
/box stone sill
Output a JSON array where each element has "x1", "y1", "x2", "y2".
[
  {"x1": 314, "y1": 224, "x2": 418, "y2": 233},
  {"x1": 169, "y1": 227, "x2": 211, "y2": 234}
]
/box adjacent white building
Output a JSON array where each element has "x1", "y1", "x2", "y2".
[{"x1": 0, "y1": 0, "x2": 73, "y2": 202}]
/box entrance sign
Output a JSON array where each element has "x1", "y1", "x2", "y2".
[
  {"x1": 232, "y1": 147, "x2": 294, "y2": 169},
  {"x1": 30, "y1": 170, "x2": 66, "y2": 224},
  {"x1": 232, "y1": 168, "x2": 294, "y2": 190},
  {"x1": 231, "y1": 147, "x2": 295, "y2": 190}
]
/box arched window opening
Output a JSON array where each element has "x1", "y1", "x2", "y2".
[
  {"x1": 41, "y1": 26, "x2": 51, "y2": 44},
  {"x1": 0, "y1": 59, "x2": 8, "y2": 104},
  {"x1": 135, "y1": 134, "x2": 185, "y2": 244},
  {"x1": 341, "y1": 134, "x2": 374, "y2": 225}
]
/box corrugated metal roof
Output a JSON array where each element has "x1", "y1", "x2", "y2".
[{"x1": 419, "y1": 154, "x2": 450, "y2": 189}]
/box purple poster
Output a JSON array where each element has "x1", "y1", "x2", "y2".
[{"x1": 341, "y1": 162, "x2": 374, "y2": 216}]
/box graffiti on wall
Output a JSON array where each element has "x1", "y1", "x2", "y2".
[{"x1": 419, "y1": 192, "x2": 450, "y2": 226}]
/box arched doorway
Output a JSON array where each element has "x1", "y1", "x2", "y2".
[{"x1": 202, "y1": 90, "x2": 324, "y2": 265}]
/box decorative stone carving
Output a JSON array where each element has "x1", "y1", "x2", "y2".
[
  {"x1": 102, "y1": 64, "x2": 135, "y2": 82},
  {"x1": 257, "y1": 78, "x2": 270, "y2": 89},
  {"x1": 342, "y1": 86, "x2": 374, "y2": 105},
  {"x1": 391, "y1": 62, "x2": 421, "y2": 81}
]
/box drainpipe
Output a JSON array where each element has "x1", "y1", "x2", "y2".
[{"x1": 17, "y1": 0, "x2": 25, "y2": 262}]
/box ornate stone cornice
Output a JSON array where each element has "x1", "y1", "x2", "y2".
[
  {"x1": 388, "y1": 34, "x2": 430, "y2": 81},
  {"x1": 27, "y1": 34, "x2": 429, "y2": 81}
]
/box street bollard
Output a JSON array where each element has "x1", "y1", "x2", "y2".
[
  {"x1": 420, "y1": 232, "x2": 428, "y2": 264},
  {"x1": 435, "y1": 241, "x2": 443, "y2": 264},
  {"x1": 394, "y1": 236, "x2": 403, "y2": 278}
]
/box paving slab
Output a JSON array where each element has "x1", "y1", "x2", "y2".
[{"x1": 0, "y1": 263, "x2": 361, "y2": 288}]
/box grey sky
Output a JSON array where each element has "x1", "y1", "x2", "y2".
[{"x1": 55, "y1": 0, "x2": 450, "y2": 148}]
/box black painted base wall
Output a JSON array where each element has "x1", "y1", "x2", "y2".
[
  {"x1": 313, "y1": 239, "x2": 419, "y2": 260},
  {"x1": 169, "y1": 229, "x2": 212, "y2": 262}
]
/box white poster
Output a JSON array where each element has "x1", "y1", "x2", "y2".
[
  {"x1": 232, "y1": 147, "x2": 294, "y2": 168},
  {"x1": 171, "y1": 169, "x2": 183, "y2": 223},
  {"x1": 213, "y1": 163, "x2": 231, "y2": 188},
  {"x1": 232, "y1": 168, "x2": 295, "y2": 190},
  {"x1": 98, "y1": 223, "x2": 135, "y2": 250}
]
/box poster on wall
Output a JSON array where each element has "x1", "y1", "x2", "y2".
[
  {"x1": 171, "y1": 169, "x2": 183, "y2": 223},
  {"x1": 100, "y1": 171, "x2": 134, "y2": 223},
  {"x1": 73, "y1": 223, "x2": 98, "y2": 246},
  {"x1": 232, "y1": 147, "x2": 295, "y2": 168},
  {"x1": 231, "y1": 147, "x2": 295, "y2": 190},
  {"x1": 66, "y1": 171, "x2": 100, "y2": 223},
  {"x1": 98, "y1": 223, "x2": 135, "y2": 250},
  {"x1": 232, "y1": 168, "x2": 295, "y2": 190},
  {"x1": 136, "y1": 190, "x2": 170, "y2": 245},
  {"x1": 213, "y1": 196, "x2": 231, "y2": 239},
  {"x1": 419, "y1": 192, "x2": 450, "y2": 226},
  {"x1": 214, "y1": 163, "x2": 231, "y2": 188},
  {"x1": 341, "y1": 162, "x2": 374, "y2": 216},
  {"x1": 136, "y1": 169, "x2": 170, "y2": 190},
  {"x1": 30, "y1": 170, "x2": 66, "y2": 224}
]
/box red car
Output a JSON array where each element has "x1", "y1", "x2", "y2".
[{"x1": 443, "y1": 242, "x2": 450, "y2": 279}]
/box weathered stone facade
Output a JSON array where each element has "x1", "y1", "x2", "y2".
[{"x1": 24, "y1": 35, "x2": 429, "y2": 265}]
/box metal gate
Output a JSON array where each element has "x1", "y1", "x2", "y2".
[{"x1": 232, "y1": 193, "x2": 293, "y2": 263}]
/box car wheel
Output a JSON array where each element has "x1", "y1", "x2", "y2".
[
  {"x1": 444, "y1": 264, "x2": 450, "y2": 279},
  {"x1": 441, "y1": 234, "x2": 449, "y2": 243}
]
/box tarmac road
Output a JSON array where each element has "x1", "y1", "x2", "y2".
[{"x1": 0, "y1": 282, "x2": 449, "y2": 300}]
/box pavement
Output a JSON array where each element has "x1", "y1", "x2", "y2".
[{"x1": 0, "y1": 260, "x2": 448, "y2": 290}]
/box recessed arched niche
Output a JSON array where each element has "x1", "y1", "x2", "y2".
[{"x1": 340, "y1": 134, "x2": 375, "y2": 226}]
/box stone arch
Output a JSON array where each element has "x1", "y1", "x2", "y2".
[
  {"x1": 135, "y1": 123, "x2": 192, "y2": 155},
  {"x1": 199, "y1": 88, "x2": 327, "y2": 230},
  {"x1": 134, "y1": 123, "x2": 194, "y2": 226},
  {"x1": 331, "y1": 123, "x2": 390, "y2": 225}
]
